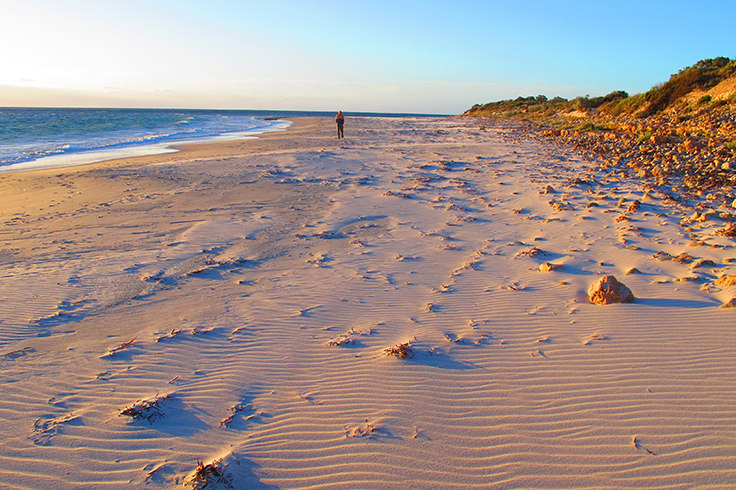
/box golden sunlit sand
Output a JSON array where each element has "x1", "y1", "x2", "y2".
[{"x1": 1, "y1": 117, "x2": 735, "y2": 488}]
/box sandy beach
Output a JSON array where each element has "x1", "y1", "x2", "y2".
[{"x1": 1, "y1": 116, "x2": 735, "y2": 489}]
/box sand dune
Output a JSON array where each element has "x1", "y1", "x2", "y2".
[{"x1": 0, "y1": 116, "x2": 734, "y2": 488}]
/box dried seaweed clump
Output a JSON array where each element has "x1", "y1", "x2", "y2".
[
  {"x1": 347, "y1": 421, "x2": 378, "y2": 438},
  {"x1": 219, "y1": 404, "x2": 245, "y2": 428},
  {"x1": 184, "y1": 459, "x2": 233, "y2": 489},
  {"x1": 120, "y1": 394, "x2": 170, "y2": 423},
  {"x1": 326, "y1": 327, "x2": 370, "y2": 347},
  {"x1": 514, "y1": 247, "x2": 546, "y2": 259},
  {"x1": 385, "y1": 341, "x2": 414, "y2": 359}
]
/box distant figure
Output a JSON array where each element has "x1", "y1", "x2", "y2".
[{"x1": 335, "y1": 111, "x2": 345, "y2": 139}]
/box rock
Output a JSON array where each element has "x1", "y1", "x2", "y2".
[
  {"x1": 698, "y1": 210, "x2": 719, "y2": 222},
  {"x1": 540, "y1": 185, "x2": 556, "y2": 194},
  {"x1": 672, "y1": 253, "x2": 694, "y2": 264},
  {"x1": 675, "y1": 275, "x2": 701, "y2": 282},
  {"x1": 715, "y1": 223, "x2": 736, "y2": 238},
  {"x1": 625, "y1": 267, "x2": 642, "y2": 275},
  {"x1": 539, "y1": 262, "x2": 565, "y2": 272},
  {"x1": 690, "y1": 258, "x2": 717, "y2": 268},
  {"x1": 627, "y1": 200, "x2": 642, "y2": 212},
  {"x1": 714, "y1": 275, "x2": 736, "y2": 287},
  {"x1": 683, "y1": 138, "x2": 704, "y2": 153},
  {"x1": 720, "y1": 298, "x2": 736, "y2": 308},
  {"x1": 653, "y1": 251, "x2": 673, "y2": 261},
  {"x1": 588, "y1": 275, "x2": 635, "y2": 305}
]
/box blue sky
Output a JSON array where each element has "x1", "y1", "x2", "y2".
[{"x1": 0, "y1": 0, "x2": 734, "y2": 113}]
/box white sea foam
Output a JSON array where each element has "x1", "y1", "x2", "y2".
[{"x1": 0, "y1": 121, "x2": 292, "y2": 173}]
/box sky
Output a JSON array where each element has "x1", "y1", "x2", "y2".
[{"x1": 0, "y1": 0, "x2": 734, "y2": 114}]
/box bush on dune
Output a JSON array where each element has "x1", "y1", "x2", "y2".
[
  {"x1": 640, "y1": 57, "x2": 736, "y2": 114},
  {"x1": 466, "y1": 57, "x2": 736, "y2": 119}
]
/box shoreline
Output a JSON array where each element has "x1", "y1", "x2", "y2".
[
  {"x1": 0, "y1": 118, "x2": 294, "y2": 175},
  {"x1": 1, "y1": 115, "x2": 734, "y2": 488}
]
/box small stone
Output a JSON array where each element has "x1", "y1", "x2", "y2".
[
  {"x1": 626, "y1": 245, "x2": 640, "y2": 250},
  {"x1": 720, "y1": 298, "x2": 736, "y2": 308},
  {"x1": 672, "y1": 253, "x2": 694, "y2": 264},
  {"x1": 690, "y1": 259, "x2": 717, "y2": 268},
  {"x1": 698, "y1": 210, "x2": 719, "y2": 222},
  {"x1": 539, "y1": 262, "x2": 565, "y2": 272},
  {"x1": 715, "y1": 223, "x2": 736, "y2": 238},
  {"x1": 625, "y1": 267, "x2": 641, "y2": 275},
  {"x1": 675, "y1": 276, "x2": 701, "y2": 283},
  {"x1": 588, "y1": 275, "x2": 635, "y2": 305},
  {"x1": 540, "y1": 185, "x2": 557, "y2": 195},
  {"x1": 653, "y1": 251, "x2": 673, "y2": 261}
]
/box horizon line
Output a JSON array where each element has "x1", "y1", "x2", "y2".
[{"x1": 0, "y1": 106, "x2": 453, "y2": 116}]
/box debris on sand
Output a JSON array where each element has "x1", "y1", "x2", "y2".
[
  {"x1": 385, "y1": 341, "x2": 415, "y2": 359},
  {"x1": 184, "y1": 458, "x2": 233, "y2": 489},
  {"x1": 120, "y1": 394, "x2": 170, "y2": 423}
]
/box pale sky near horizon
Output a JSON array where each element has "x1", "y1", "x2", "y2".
[{"x1": 1, "y1": 0, "x2": 734, "y2": 114}]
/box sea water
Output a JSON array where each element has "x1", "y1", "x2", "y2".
[{"x1": 0, "y1": 108, "x2": 301, "y2": 171}]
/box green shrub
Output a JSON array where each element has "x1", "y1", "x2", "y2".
[
  {"x1": 698, "y1": 94, "x2": 712, "y2": 105},
  {"x1": 464, "y1": 57, "x2": 735, "y2": 117},
  {"x1": 644, "y1": 57, "x2": 734, "y2": 113},
  {"x1": 726, "y1": 139, "x2": 736, "y2": 151},
  {"x1": 575, "y1": 122, "x2": 609, "y2": 131},
  {"x1": 637, "y1": 131, "x2": 654, "y2": 142},
  {"x1": 599, "y1": 93, "x2": 646, "y2": 116}
]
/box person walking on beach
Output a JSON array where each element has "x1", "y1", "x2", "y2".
[{"x1": 336, "y1": 111, "x2": 345, "y2": 139}]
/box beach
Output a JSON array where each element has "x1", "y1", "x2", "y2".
[{"x1": 1, "y1": 115, "x2": 735, "y2": 488}]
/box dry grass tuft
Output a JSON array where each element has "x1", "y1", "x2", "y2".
[
  {"x1": 385, "y1": 341, "x2": 414, "y2": 358},
  {"x1": 184, "y1": 458, "x2": 233, "y2": 489},
  {"x1": 104, "y1": 336, "x2": 137, "y2": 357},
  {"x1": 120, "y1": 394, "x2": 170, "y2": 423}
]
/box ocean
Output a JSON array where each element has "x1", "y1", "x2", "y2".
[{"x1": 0, "y1": 108, "x2": 437, "y2": 172}]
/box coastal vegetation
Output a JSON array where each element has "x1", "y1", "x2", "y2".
[
  {"x1": 466, "y1": 57, "x2": 736, "y2": 119},
  {"x1": 465, "y1": 57, "x2": 736, "y2": 212}
]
